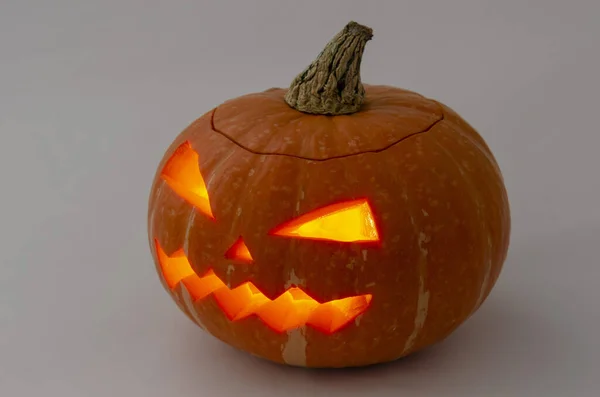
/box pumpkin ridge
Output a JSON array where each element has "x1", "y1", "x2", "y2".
[
  {"x1": 432, "y1": 100, "x2": 500, "y2": 172},
  {"x1": 429, "y1": 133, "x2": 490, "y2": 314},
  {"x1": 209, "y1": 101, "x2": 445, "y2": 162}
]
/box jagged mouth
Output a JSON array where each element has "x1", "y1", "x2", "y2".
[{"x1": 155, "y1": 240, "x2": 373, "y2": 334}]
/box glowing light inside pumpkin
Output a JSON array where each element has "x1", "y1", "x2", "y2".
[
  {"x1": 271, "y1": 199, "x2": 380, "y2": 243},
  {"x1": 155, "y1": 240, "x2": 372, "y2": 334},
  {"x1": 160, "y1": 141, "x2": 214, "y2": 219},
  {"x1": 225, "y1": 237, "x2": 253, "y2": 262}
]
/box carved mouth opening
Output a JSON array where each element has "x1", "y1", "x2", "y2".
[{"x1": 155, "y1": 240, "x2": 372, "y2": 334}]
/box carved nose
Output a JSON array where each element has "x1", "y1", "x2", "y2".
[{"x1": 224, "y1": 237, "x2": 253, "y2": 263}]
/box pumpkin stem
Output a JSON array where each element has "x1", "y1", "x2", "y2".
[{"x1": 284, "y1": 21, "x2": 373, "y2": 115}]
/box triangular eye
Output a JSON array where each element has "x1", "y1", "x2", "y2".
[
  {"x1": 225, "y1": 237, "x2": 254, "y2": 263},
  {"x1": 160, "y1": 141, "x2": 215, "y2": 219},
  {"x1": 270, "y1": 199, "x2": 380, "y2": 243}
]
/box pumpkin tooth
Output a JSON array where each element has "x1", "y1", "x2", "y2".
[
  {"x1": 180, "y1": 271, "x2": 224, "y2": 301},
  {"x1": 308, "y1": 295, "x2": 373, "y2": 333},
  {"x1": 213, "y1": 282, "x2": 259, "y2": 320},
  {"x1": 256, "y1": 292, "x2": 300, "y2": 331},
  {"x1": 256, "y1": 289, "x2": 321, "y2": 332},
  {"x1": 306, "y1": 305, "x2": 334, "y2": 333},
  {"x1": 154, "y1": 241, "x2": 194, "y2": 289},
  {"x1": 228, "y1": 285, "x2": 270, "y2": 321}
]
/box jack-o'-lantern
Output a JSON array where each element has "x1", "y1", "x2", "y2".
[{"x1": 147, "y1": 21, "x2": 510, "y2": 368}]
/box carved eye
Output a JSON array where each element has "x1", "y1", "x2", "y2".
[
  {"x1": 160, "y1": 141, "x2": 214, "y2": 219},
  {"x1": 270, "y1": 199, "x2": 380, "y2": 243}
]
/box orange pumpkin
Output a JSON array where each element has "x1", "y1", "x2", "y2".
[{"x1": 147, "y1": 21, "x2": 510, "y2": 368}]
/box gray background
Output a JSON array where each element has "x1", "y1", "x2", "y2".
[{"x1": 1, "y1": 0, "x2": 599, "y2": 395}]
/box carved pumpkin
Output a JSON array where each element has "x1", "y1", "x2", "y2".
[{"x1": 147, "y1": 21, "x2": 510, "y2": 368}]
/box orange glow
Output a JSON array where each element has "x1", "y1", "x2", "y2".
[
  {"x1": 155, "y1": 245, "x2": 196, "y2": 289},
  {"x1": 224, "y1": 237, "x2": 253, "y2": 263},
  {"x1": 271, "y1": 199, "x2": 379, "y2": 243},
  {"x1": 160, "y1": 141, "x2": 214, "y2": 219},
  {"x1": 154, "y1": 240, "x2": 372, "y2": 334}
]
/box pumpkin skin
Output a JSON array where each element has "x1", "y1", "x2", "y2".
[
  {"x1": 147, "y1": 85, "x2": 510, "y2": 367},
  {"x1": 147, "y1": 22, "x2": 510, "y2": 368}
]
